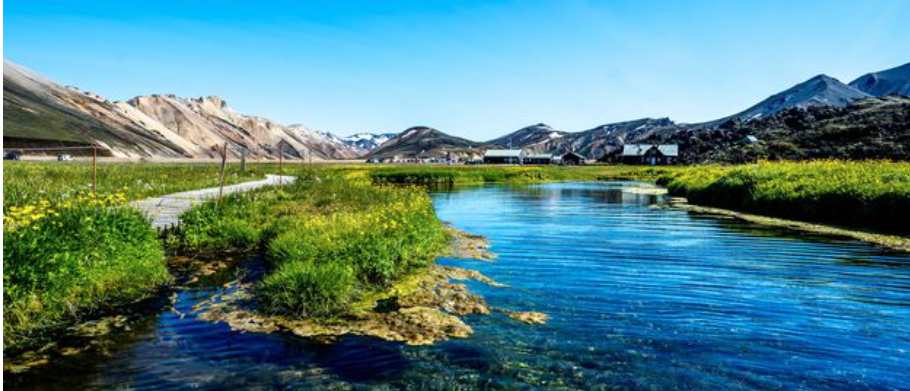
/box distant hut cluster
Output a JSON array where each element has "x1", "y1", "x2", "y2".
[
  {"x1": 620, "y1": 144, "x2": 678, "y2": 165},
  {"x1": 482, "y1": 149, "x2": 588, "y2": 165}
]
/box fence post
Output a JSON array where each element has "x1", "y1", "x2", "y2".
[
  {"x1": 218, "y1": 143, "x2": 228, "y2": 202},
  {"x1": 92, "y1": 141, "x2": 98, "y2": 197},
  {"x1": 278, "y1": 143, "x2": 283, "y2": 188},
  {"x1": 240, "y1": 149, "x2": 247, "y2": 173}
]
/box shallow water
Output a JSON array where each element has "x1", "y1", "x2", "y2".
[{"x1": 9, "y1": 182, "x2": 910, "y2": 390}]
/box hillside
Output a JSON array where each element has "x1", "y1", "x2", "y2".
[
  {"x1": 850, "y1": 61, "x2": 910, "y2": 97},
  {"x1": 367, "y1": 126, "x2": 488, "y2": 160},
  {"x1": 490, "y1": 118, "x2": 677, "y2": 160},
  {"x1": 704, "y1": 75, "x2": 871, "y2": 126},
  {"x1": 645, "y1": 96, "x2": 910, "y2": 164},
  {"x1": 3, "y1": 60, "x2": 361, "y2": 160},
  {"x1": 3, "y1": 59, "x2": 189, "y2": 158}
]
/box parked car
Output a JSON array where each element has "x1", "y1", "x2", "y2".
[
  {"x1": 3, "y1": 152, "x2": 22, "y2": 160},
  {"x1": 57, "y1": 154, "x2": 74, "y2": 161}
]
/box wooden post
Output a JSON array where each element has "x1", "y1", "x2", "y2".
[
  {"x1": 240, "y1": 149, "x2": 247, "y2": 173},
  {"x1": 218, "y1": 143, "x2": 228, "y2": 202},
  {"x1": 278, "y1": 143, "x2": 283, "y2": 188},
  {"x1": 92, "y1": 141, "x2": 97, "y2": 196}
]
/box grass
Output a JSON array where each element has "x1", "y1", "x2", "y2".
[
  {"x1": 332, "y1": 164, "x2": 674, "y2": 185},
  {"x1": 658, "y1": 160, "x2": 910, "y2": 234},
  {"x1": 2, "y1": 160, "x2": 273, "y2": 351},
  {"x1": 172, "y1": 168, "x2": 448, "y2": 317},
  {"x1": 2, "y1": 161, "x2": 269, "y2": 208},
  {"x1": 3, "y1": 193, "x2": 169, "y2": 351}
]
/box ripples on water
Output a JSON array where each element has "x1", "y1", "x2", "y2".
[{"x1": 9, "y1": 182, "x2": 910, "y2": 390}]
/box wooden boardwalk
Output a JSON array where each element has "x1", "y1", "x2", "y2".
[{"x1": 133, "y1": 174, "x2": 295, "y2": 230}]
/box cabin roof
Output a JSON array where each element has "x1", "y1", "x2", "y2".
[
  {"x1": 622, "y1": 144, "x2": 678, "y2": 157},
  {"x1": 526, "y1": 153, "x2": 553, "y2": 159},
  {"x1": 484, "y1": 149, "x2": 523, "y2": 157},
  {"x1": 561, "y1": 151, "x2": 587, "y2": 160}
]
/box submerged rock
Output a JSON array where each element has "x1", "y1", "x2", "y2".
[
  {"x1": 444, "y1": 226, "x2": 496, "y2": 260},
  {"x1": 495, "y1": 308, "x2": 550, "y2": 324}
]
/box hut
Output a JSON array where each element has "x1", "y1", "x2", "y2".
[
  {"x1": 523, "y1": 153, "x2": 553, "y2": 165},
  {"x1": 560, "y1": 151, "x2": 587, "y2": 165},
  {"x1": 483, "y1": 149, "x2": 523, "y2": 164},
  {"x1": 621, "y1": 144, "x2": 678, "y2": 165}
]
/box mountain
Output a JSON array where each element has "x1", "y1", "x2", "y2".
[
  {"x1": 3, "y1": 59, "x2": 361, "y2": 160},
  {"x1": 342, "y1": 132, "x2": 397, "y2": 151},
  {"x1": 849, "y1": 62, "x2": 910, "y2": 97},
  {"x1": 645, "y1": 95, "x2": 910, "y2": 164},
  {"x1": 367, "y1": 126, "x2": 487, "y2": 160},
  {"x1": 567, "y1": 118, "x2": 677, "y2": 158},
  {"x1": 490, "y1": 118, "x2": 677, "y2": 159},
  {"x1": 488, "y1": 123, "x2": 568, "y2": 151},
  {"x1": 708, "y1": 75, "x2": 871, "y2": 125},
  {"x1": 3, "y1": 59, "x2": 189, "y2": 158}
]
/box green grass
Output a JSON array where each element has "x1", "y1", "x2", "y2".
[
  {"x1": 2, "y1": 161, "x2": 271, "y2": 208},
  {"x1": 3, "y1": 199, "x2": 169, "y2": 351},
  {"x1": 658, "y1": 160, "x2": 910, "y2": 234},
  {"x1": 331, "y1": 164, "x2": 674, "y2": 185},
  {"x1": 172, "y1": 169, "x2": 448, "y2": 317}
]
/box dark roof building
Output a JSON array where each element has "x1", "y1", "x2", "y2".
[
  {"x1": 523, "y1": 153, "x2": 553, "y2": 165},
  {"x1": 621, "y1": 144, "x2": 679, "y2": 165},
  {"x1": 561, "y1": 151, "x2": 587, "y2": 165},
  {"x1": 483, "y1": 149, "x2": 523, "y2": 164}
]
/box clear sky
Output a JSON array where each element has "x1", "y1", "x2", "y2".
[{"x1": 5, "y1": 1, "x2": 910, "y2": 140}]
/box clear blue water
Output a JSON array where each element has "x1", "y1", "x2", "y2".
[{"x1": 9, "y1": 182, "x2": 910, "y2": 390}]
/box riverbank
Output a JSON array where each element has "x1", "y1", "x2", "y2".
[
  {"x1": 669, "y1": 200, "x2": 910, "y2": 253},
  {"x1": 658, "y1": 160, "x2": 910, "y2": 236}
]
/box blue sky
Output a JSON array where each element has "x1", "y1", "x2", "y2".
[{"x1": 5, "y1": 1, "x2": 910, "y2": 139}]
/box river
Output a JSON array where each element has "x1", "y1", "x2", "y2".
[{"x1": 9, "y1": 182, "x2": 910, "y2": 390}]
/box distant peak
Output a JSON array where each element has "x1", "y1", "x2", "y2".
[{"x1": 804, "y1": 74, "x2": 843, "y2": 86}]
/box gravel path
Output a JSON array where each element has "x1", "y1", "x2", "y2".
[{"x1": 133, "y1": 174, "x2": 295, "y2": 230}]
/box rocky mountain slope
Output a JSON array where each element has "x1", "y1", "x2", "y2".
[
  {"x1": 850, "y1": 61, "x2": 910, "y2": 97},
  {"x1": 489, "y1": 118, "x2": 677, "y2": 159},
  {"x1": 644, "y1": 95, "x2": 910, "y2": 164},
  {"x1": 367, "y1": 126, "x2": 488, "y2": 160},
  {"x1": 3, "y1": 60, "x2": 361, "y2": 159},
  {"x1": 706, "y1": 75, "x2": 871, "y2": 125},
  {"x1": 3, "y1": 59, "x2": 189, "y2": 158}
]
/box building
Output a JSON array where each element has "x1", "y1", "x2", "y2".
[
  {"x1": 560, "y1": 151, "x2": 587, "y2": 165},
  {"x1": 523, "y1": 153, "x2": 553, "y2": 165},
  {"x1": 483, "y1": 149, "x2": 523, "y2": 164},
  {"x1": 621, "y1": 144, "x2": 679, "y2": 165}
]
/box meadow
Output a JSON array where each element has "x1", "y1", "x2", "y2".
[
  {"x1": 345, "y1": 164, "x2": 672, "y2": 185},
  {"x1": 2, "y1": 161, "x2": 268, "y2": 208},
  {"x1": 658, "y1": 160, "x2": 910, "y2": 234}
]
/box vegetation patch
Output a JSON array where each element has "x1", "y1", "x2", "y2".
[
  {"x1": 3, "y1": 192, "x2": 169, "y2": 352},
  {"x1": 3, "y1": 161, "x2": 267, "y2": 207},
  {"x1": 358, "y1": 165, "x2": 674, "y2": 186},
  {"x1": 658, "y1": 160, "x2": 910, "y2": 235},
  {"x1": 171, "y1": 169, "x2": 450, "y2": 318}
]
